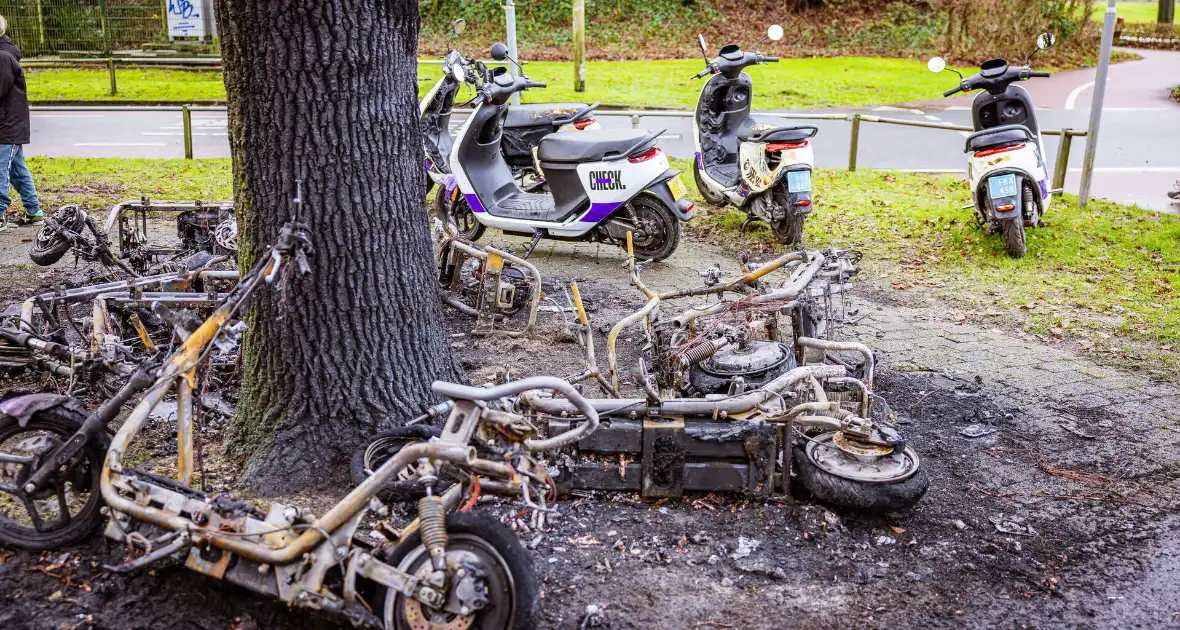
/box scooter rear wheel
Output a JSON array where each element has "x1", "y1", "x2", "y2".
[
  {"x1": 624, "y1": 194, "x2": 680, "y2": 262},
  {"x1": 770, "y1": 213, "x2": 806, "y2": 248},
  {"x1": 1001, "y1": 217, "x2": 1026, "y2": 258}
]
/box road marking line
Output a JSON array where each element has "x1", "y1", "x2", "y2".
[
  {"x1": 873, "y1": 106, "x2": 925, "y2": 115},
  {"x1": 1064, "y1": 78, "x2": 1111, "y2": 110},
  {"x1": 923, "y1": 115, "x2": 941, "y2": 121},
  {"x1": 944, "y1": 105, "x2": 970, "y2": 111},
  {"x1": 73, "y1": 142, "x2": 166, "y2": 147}
]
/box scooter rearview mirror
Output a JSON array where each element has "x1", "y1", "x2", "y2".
[
  {"x1": 767, "y1": 24, "x2": 784, "y2": 42},
  {"x1": 698, "y1": 34, "x2": 708, "y2": 56},
  {"x1": 451, "y1": 18, "x2": 466, "y2": 36},
  {"x1": 1036, "y1": 32, "x2": 1056, "y2": 50},
  {"x1": 491, "y1": 42, "x2": 508, "y2": 61},
  {"x1": 927, "y1": 56, "x2": 946, "y2": 74}
]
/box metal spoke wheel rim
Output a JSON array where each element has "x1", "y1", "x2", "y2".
[
  {"x1": 0, "y1": 427, "x2": 99, "y2": 535},
  {"x1": 388, "y1": 533, "x2": 516, "y2": 630},
  {"x1": 805, "y1": 432, "x2": 920, "y2": 483},
  {"x1": 363, "y1": 437, "x2": 420, "y2": 481}
]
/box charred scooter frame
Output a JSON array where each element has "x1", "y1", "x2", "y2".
[
  {"x1": 423, "y1": 19, "x2": 598, "y2": 206},
  {"x1": 691, "y1": 25, "x2": 819, "y2": 246},
  {"x1": 518, "y1": 237, "x2": 928, "y2": 510},
  {"x1": 928, "y1": 32, "x2": 1058, "y2": 258},
  {"x1": 0, "y1": 190, "x2": 602, "y2": 629}
]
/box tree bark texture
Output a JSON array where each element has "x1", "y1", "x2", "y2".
[{"x1": 214, "y1": 0, "x2": 464, "y2": 494}]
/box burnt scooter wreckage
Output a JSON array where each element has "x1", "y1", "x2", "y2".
[
  {"x1": 360, "y1": 235, "x2": 928, "y2": 512},
  {"x1": 520, "y1": 238, "x2": 928, "y2": 510},
  {"x1": 0, "y1": 191, "x2": 605, "y2": 630}
]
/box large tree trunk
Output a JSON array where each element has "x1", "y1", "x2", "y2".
[{"x1": 213, "y1": 0, "x2": 464, "y2": 495}]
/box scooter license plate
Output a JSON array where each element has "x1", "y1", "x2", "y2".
[
  {"x1": 787, "y1": 170, "x2": 812, "y2": 193},
  {"x1": 988, "y1": 174, "x2": 1018, "y2": 200},
  {"x1": 667, "y1": 175, "x2": 688, "y2": 201}
]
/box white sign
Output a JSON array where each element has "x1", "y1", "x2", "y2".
[{"x1": 167, "y1": 0, "x2": 215, "y2": 40}]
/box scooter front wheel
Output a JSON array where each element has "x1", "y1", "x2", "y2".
[
  {"x1": 623, "y1": 194, "x2": 680, "y2": 262},
  {"x1": 377, "y1": 512, "x2": 538, "y2": 630},
  {"x1": 0, "y1": 406, "x2": 109, "y2": 550},
  {"x1": 692, "y1": 160, "x2": 727, "y2": 206},
  {"x1": 436, "y1": 191, "x2": 485, "y2": 242}
]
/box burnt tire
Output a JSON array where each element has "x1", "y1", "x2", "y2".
[
  {"x1": 29, "y1": 228, "x2": 73, "y2": 266},
  {"x1": 376, "y1": 512, "x2": 539, "y2": 630},
  {"x1": 626, "y1": 194, "x2": 681, "y2": 262},
  {"x1": 692, "y1": 160, "x2": 727, "y2": 206},
  {"x1": 1000, "y1": 216, "x2": 1026, "y2": 258},
  {"x1": 792, "y1": 446, "x2": 928, "y2": 512},
  {"x1": 0, "y1": 406, "x2": 109, "y2": 550},
  {"x1": 349, "y1": 425, "x2": 442, "y2": 503}
]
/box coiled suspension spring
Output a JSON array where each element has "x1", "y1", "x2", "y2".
[
  {"x1": 418, "y1": 495, "x2": 449, "y2": 572},
  {"x1": 677, "y1": 337, "x2": 729, "y2": 367}
]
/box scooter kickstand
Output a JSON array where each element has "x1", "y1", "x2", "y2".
[{"x1": 522, "y1": 231, "x2": 543, "y2": 259}]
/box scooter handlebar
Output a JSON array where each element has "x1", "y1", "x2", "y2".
[
  {"x1": 1030, "y1": 71, "x2": 1051, "y2": 78},
  {"x1": 943, "y1": 84, "x2": 964, "y2": 97},
  {"x1": 693, "y1": 66, "x2": 713, "y2": 79},
  {"x1": 760, "y1": 55, "x2": 780, "y2": 63}
]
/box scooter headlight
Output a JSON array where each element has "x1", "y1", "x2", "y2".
[{"x1": 452, "y1": 64, "x2": 467, "y2": 83}]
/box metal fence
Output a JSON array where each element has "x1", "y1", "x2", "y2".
[{"x1": 0, "y1": 0, "x2": 167, "y2": 57}]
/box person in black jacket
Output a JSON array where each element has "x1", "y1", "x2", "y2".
[{"x1": 0, "y1": 15, "x2": 40, "y2": 225}]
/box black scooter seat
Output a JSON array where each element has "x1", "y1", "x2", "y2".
[
  {"x1": 538, "y1": 129, "x2": 655, "y2": 164},
  {"x1": 504, "y1": 103, "x2": 589, "y2": 129},
  {"x1": 965, "y1": 125, "x2": 1034, "y2": 153},
  {"x1": 737, "y1": 116, "x2": 817, "y2": 143}
]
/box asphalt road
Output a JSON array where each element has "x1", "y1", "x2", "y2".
[{"x1": 25, "y1": 49, "x2": 1180, "y2": 212}]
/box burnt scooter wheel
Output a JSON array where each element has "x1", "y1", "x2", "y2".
[
  {"x1": 437, "y1": 191, "x2": 486, "y2": 242},
  {"x1": 692, "y1": 160, "x2": 727, "y2": 206},
  {"x1": 793, "y1": 432, "x2": 928, "y2": 512},
  {"x1": 0, "y1": 406, "x2": 109, "y2": 550},
  {"x1": 377, "y1": 512, "x2": 539, "y2": 630},
  {"x1": 29, "y1": 205, "x2": 83, "y2": 266},
  {"x1": 770, "y1": 213, "x2": 805, "y2": 248},
  {"x1": 624, "y1": 194, "x2": 680, "y2": 262}
]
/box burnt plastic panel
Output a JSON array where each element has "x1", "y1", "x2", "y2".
[
  {"x1": 696, "y1": 73, "x2": 753, "y2": 188},
  {"x1": 421, "y1": 78, "x2": 459, "y2": 174}
]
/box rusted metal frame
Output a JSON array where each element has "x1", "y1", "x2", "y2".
[
  {"x1": 441, "y1": 237, "x2": 542, "y2": 336},
  {"x1": 523, "y1": 364, "x2": 846, "y2": 416},
  {"x1": 606, "y1": 245, "x2": 812, "y2": 389},
  {"x1": 15, "y1": 268, "x2": 237, "y2": 333},
  {"x1": 565, "y1": 282, "x2": 618, "y2": 397},
  {"x1": 176, "y1": 371, "x2": 195, "y2": 486}
]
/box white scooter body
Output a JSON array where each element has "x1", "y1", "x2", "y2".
[
  {"x1": 449, "y1": 99, "x2": 677, "y2": 238},
  {"x1": 692, "y1": 77, "x2": 815, "y2": 209},
  {"x1": 967, "y1": 135, "x2": 1051, "y2": 221}
]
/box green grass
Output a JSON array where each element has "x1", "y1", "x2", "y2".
[
  {"x1": 27, "y1": 57, "x2": 953, "y2": 109},
  {"x1": 671, "y1": 158, "x2": 1180, "y2": 378},
  {"x1": 8, "y1": 157, "x2": 232, "y2": 217},
  {"x1": 26, "y1": 67, "x2": 227, "y2": 103},
  {"x1": 1093, "y1": 1, "x2": 1169, "y2": 23},
  {"x1": 430, "y1": 57, "x2": 954, "y2": 109}
]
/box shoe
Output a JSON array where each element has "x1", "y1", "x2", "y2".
[{"x1": 13, "y1": 211, "x2": 43, "y2": 226}]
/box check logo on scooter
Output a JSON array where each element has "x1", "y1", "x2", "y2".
[{"x1": 588, "y1": 170, "x2": 624, "y2": 191}]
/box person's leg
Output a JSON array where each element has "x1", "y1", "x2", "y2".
[
  {"x1": 0, "y1": 143, "x2": 15, "y2": 221},
  {"x1": 8, "y1": 145, "x2": 40, "y2": 218}
]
